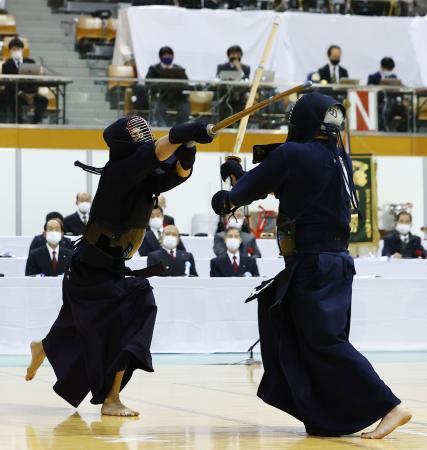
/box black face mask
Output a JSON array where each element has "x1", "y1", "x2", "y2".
[
  {"x1": 330, "y1": 58, "x2": 340, "y2": 66},
  {"x1": 229, "y1": 56, "x2": 241, "y2": 64}
]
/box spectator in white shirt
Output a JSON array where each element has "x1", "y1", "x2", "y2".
[
  {"x1": 63, "y1": 192, "x2": 92, "y2": 235},
  {"x1": 210, "y1": 228, "x2": 259, "y2": 277}
]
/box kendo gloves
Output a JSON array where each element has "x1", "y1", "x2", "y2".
[
  {"x1": 169, "y1": 121, "x2": 215, "y2": 144},
  {"x1": 220, "y1": 160, "x2": 245, "y2": 182},
  {"x1": 175, "y1": 144, "x2": 196, "y2": 170},
  {"x1": 211, "y1": 190, "x2": 233, "y2": 216}
]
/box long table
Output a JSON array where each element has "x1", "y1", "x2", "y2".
[
  {"x1": 1, "y1": 255, "x2": 427, "y2": 278},
  {"x1": 0, "y1": 235, "x2": 280, "y2": 258},
  {"x1": 0, "y1": 276, "x2": 426, "y2": 354}
]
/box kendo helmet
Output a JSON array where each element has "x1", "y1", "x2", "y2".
[
  {"x1": 103, "y1": 116, "x2": 154, "y2": 161},
  {"x1": 286, "y1": 92, "x2": 345, "y2": 143}
]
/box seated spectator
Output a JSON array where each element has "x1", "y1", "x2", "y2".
[
  {"x1": 145, "y1": 46, "x2": 190, "y2": 126},
  {"x1": 147, "y1": 225, "x2": 198, "y2": 277},
  {"x1": 1, "y1": 37, "x2": 48, "y2": 124},
  {"x1": 29, "y1": 212, "x2": 73, "y2": 253},
  {"x1": 367, "y1": 57, "x2": 398, "y2": 85},
  {"x1": 63, "y1": 192, "x2": 92, "y2": 236},
  {"x1": 25, "y1": 218, "x2": 73, "y2": 276},
  {"x1": 216, "y1": 45, "x2": 250, "y2": 120},
  {"x1": 382, "y1": 211, "x2": 426, "y2": 259},
  {"x1": 158, "y1": 195, "x2": 175, "y2": 226},
  {"x1": 210, "y1": 228, "x2": 259, "y2": 277},
  {"x1": 316, "y1": 45, "x2": 349, "y2": 84},
  {"x1": 138, "y1": 207, "x2": 186, "y2": 256},
  {"x1": 216, "y1": 45, "x2": 250, "y2": 80},
  {"x1": 214, "y1": 209, "x2": 261, "y2": 258}
]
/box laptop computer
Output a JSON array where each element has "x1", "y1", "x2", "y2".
[
  {"x1": 18, "y1": 63, "x2": 41, "y2": 76},
  {"x1": 219, "y1": 70, "x2": 242, "y2": 82},
  {"x1": 380, "y1": 78, "x2": 402, "y2": 86},
  {"x1": 339, "y1": 78, "x2": 360, "y2": 85},
  {"x1": 261, "y1": 70, "x2": 275, "y2": 82},
  {"x1": 156, "y1": 67, "x2": 187, "y2": 80}
]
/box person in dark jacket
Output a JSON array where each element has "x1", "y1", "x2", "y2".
[
  {"x1": 1, "y1": 37, "x2": 48, "y2": 123},
  {"x1": 145, "y1": 46, "x2": 190, "y2": 126},
  {"x1": 382, "y1": 211, "x2": 425, "y2": 259},
  {"x1": 316, "y1": 45, "x2": 349, "y2": 84},
  {"x1": 24, "y1": 116, "x2": 214, "y2": 417},
  {"x1": 26, "y1": 218, "x2": 73, "y2": 276},
  {"x1": 210, "y1": 228, "x2": 259, "y2": 277},
  {"x1": 367, "y1": 57, "x2": 398, "y2": 85},
  {"x1": 158, "y1": 195, "x2": 175, "y2": 226},
  {"x1": 138, "y1": 206, "x2": 186, "y2": 256},
  {"x1": 216, "y1": 45, "x2": 250, "y2": 80},
  {"x1": 213, "y1": 208, "x2": 261, "y2": 258},
  {"x1": 63, "y1": 192, "x2": 92, "y2": 236},
  {"x1": 212, "y1": 92, "x2": 410, "y2": 438},
  {"x1": 29, "y1": 212, "x2": 73, "y2": 253},
  {"x1": 147, "y1": 225, "x2": 197, "y2": 276}
]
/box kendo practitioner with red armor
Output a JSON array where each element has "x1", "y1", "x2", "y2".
[
  {"x1": 25, "y1": 116, "x2": 214, "y2": 416},
  {"x1": 212, "y1": 92, "x2": 411, "y2": 438}
]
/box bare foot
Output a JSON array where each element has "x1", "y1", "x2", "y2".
[
  {"x1": 101, "y1": 397, "x2": 140, "y2": 417},
  {"x1": 25, "y1": 341, "x2": 46, "y2": 381},
  {"x1": 361, "y1": 404, "x2": 412, "y2": 439}
]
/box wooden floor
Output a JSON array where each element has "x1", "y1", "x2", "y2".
[{"x1": 1, "y1": 360, "x2": 426, "y2": 449}]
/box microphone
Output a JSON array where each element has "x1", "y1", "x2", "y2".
[{"x1": 184, "y1": 261, "x2": 191, "y2": 277}]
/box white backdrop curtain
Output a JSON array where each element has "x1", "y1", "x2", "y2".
[{"x1": 125, "y1": 7, "x2": 425, "y2": 86}]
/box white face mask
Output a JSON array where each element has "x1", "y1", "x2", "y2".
[
  {"x1": 229, "y1": 218, "x2": 244, "y2": 230},
  {"x1": 46, "y1": 231, "x2": 62, "y2": 246},
  {"x1": 11, "y1": 49, "x2": 23, "y2": 60},
  {"x1": 77, "y1": 201, "x2": 91, "y2": 214},
  {"x1": 396, "y1": 223, "x2": 411, "y2": 235},
  {"x1": 226, "y1": 237, "x2": 241, "y2": 253},
  {"x1": 149, "y1": 217, "x2": 163, "y2": 230},
  {"x1": 163, "y1": 235, "x2": 178, "y2": 251}
]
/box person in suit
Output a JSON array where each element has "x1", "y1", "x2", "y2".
[
  {"x1": 63, "y1": 192, "x2": 92, "y2": 236},
  {"x1": 210, "y1": 228, "x2": 259, "y2": 277},
  {"x1": 147, "y1": 225, "x2": 198, "y2": 276},
  {"x1": 216, "y1": 45, "x2": 251, "y2": 121},
  {"x1": 145, "y1": 46, "x2": 190, "y2": 126},
  {"x1": 213, "y1": 208, "x2": 261, "y2": 258},
  {"x1": 382, "y1": 211, "x2": 426, "y2": 259},
  {"x1": 1, "y1": 37, "x2": 48, "y2": 124},
  {"x1": 316, "y1": 45, "x2": 349, "y2": 84},
  {"x1": 158, "y1": 195, "x2": 175, "y2": 226},
  {"x1": 138, "y1": 206, "x2": 186, "y2": 256},
  {"x1": 367, "y1": 57, "x2": 398, "y2": 85},
  {"x1": 25, "y1": 218, "x2": 73, "y2": 276},
  {"x1": 29, "y1": 212, "x2": 73, "y2": 253}
]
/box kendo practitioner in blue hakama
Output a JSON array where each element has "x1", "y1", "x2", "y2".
[
  {"x1": 25, "y1": 116, "x2": 214, "y2": 416},
  {"x1": 212, "y1": 93, "x2": 411, "y2": 438}
]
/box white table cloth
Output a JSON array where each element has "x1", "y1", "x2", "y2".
[{"x1": 0, "y1": 277, "x2": 426, "y2": 354}]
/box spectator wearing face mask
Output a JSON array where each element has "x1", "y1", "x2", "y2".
[
  {"x1": 382, "y1": 211, "x2": 426, "y2": 259},
  {"x1": 210, "y1": 228, "x2": 259, "y2": 277},
  {"x1": 317, "y1": 45, "x2": 349, "y2": 84},
  {"x1": 217, "y1": 45, "x2": 250, "y2": 80},
  {"x1": 158, "y1": 195, "x2": 175, "y2": 226},
  {"x1": 1, "y1": 37, "x2": 48, "y2": 124},
  {"x1": 144, "y1": 46, "x2": 190, "y2": 126},
  {"x1": 147, "y1": 225, "x2": 198, "y2": 277},
  {"x1": 138, "y1": 206, "x2": 186, "y2": 256},
  {"x1": 25, "y1": 219, "x2": 73, "y2": 276},
  {"x1": 367, "y1": 57, "x2": 398, "y2": 85},
  {"x1": 213, "y1": 209, "x2": 261, "y2": 258},
  {"x1": 63, "y1": 192, "x2": 92, "y2": 236},
  {"x1": 29, "y1": 212, "x2": 73, "y2": 253}
]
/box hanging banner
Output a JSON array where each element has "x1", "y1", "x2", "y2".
[
  {"x1": 348, "y1": 90, "x2": 378, "y2": 131},
  {"x1": 349, "y1": 155, "x2": 380, "y2": 254}
]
